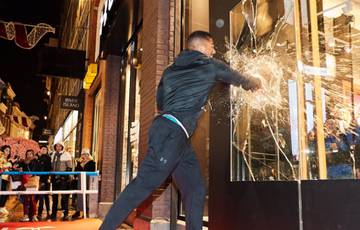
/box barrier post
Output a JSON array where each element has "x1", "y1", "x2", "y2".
[
  {"x1": 80, "y1": 172, "x2": 87, "y2": 219},
  {"x1": 88, "y1": 174, "x2": 99, "y2": 218}
]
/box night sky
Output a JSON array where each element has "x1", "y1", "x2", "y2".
[{"x1": 0, "y1": 0, "x2": 63, "y2": 140}]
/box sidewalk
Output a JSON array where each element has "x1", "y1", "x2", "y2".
[
  {"x1": 0, "y1": 197, "x2": 133, "y2": 230},
  {"x1": 0, "y1": 218, "x2": 102, "y2": 230}
]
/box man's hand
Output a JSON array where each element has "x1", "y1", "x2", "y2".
[{"x1": 243, "y1": 77, "x2": 262, "y2": 91}]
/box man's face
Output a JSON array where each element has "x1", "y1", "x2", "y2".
[
  {"x1": 40, "y1": 147, "x2": 47, "y2": 155},
  {"x1": 55, "y1": 144, "x2": 63, "y2": 152}
]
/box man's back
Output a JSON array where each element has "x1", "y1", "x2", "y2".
[{"x1": 157, "y1": 49, "x2": 254, "y2": 136}]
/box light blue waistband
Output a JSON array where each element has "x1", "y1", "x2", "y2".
[{"x1": 162, "y1": 114, "x2": 189, "y2": 138}]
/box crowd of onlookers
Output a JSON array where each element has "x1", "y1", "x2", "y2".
[{"x1": 0, "y1": 142, "x2": 96, "y2": 222}]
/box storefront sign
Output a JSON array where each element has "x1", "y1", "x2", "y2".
[
  {"x1": 42, "y1": 129, "x2": 53, "y2": 135},
  {"x1": 83, "y1": 64, "x2": 98, "y2": 89},
  {"x1": 60, "y1": 96, "x2": 82, "y2": 110},
  {"x1": 37, "y1": 47, "x2": 86, "y2": 79}
]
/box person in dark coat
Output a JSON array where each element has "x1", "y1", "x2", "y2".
[
  {"x1": 71, "y1": 148, "x2": 96, "y2": 219},
  {"x1": 36, "y1": 146, "x2": 52, "y2": 220},
  {"x1": 19, "y1": 149, "x2": 40, "y2": 222},
  {"x1": 100, "y1": 31, "x2": 261, "y2": 230}
]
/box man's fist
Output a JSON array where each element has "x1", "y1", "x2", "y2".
[{"x1": 243, "y1": 77, "x2": 262, "y2": 91}]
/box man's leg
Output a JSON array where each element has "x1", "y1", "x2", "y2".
[
  {"x1": 38, "y1": 195, "x2": 44, "y2": 217},
  {"x1": 60, "y1": 178, "x2": 70, "y2": 218},
  {"x1": 51, "y1": 179, "x2": 60, "y2": 220},
  {"x1": 172, "y1": 146, "x2": 206, "y2": 230},
  {"x1": 100, "y1": 118, "x2": 187, "y2": 230},
  {"x1": 51, "y1": 194, "x2": 58, "y2": 220}
]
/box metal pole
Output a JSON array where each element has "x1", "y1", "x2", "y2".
[
  {"x1": 276, "y1": 108, "x2": 280, "y2": 180},
  {"x1": 81, "y1": 172, "x2": 87, "y2": 219},
  {"x1": 309, "y1": 0, "x2": 327, "y2": 179},
  {"x1": 294, "y1": 0, "x2": 308, "y2": 180}
]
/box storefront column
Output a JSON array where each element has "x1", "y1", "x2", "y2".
[
  {"x1": 136, "y1": 0, "x2": 175, "y2": 229},
  {"x1": 308, "y1": 0, "x2": 327, "y2": 179},
  {"x1": 98, "y1": 56, "x2": 122, "y2": 217},
  {"x1": 81, "y1": 91, "x2": 94, "y2": 150},
  {"x1": 294, "y1": 0, "x2": 308, "y2": 179}
]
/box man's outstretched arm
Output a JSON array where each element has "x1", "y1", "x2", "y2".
[{"x1": 213, "y1": 59, "x2": 261, "y2": 91}]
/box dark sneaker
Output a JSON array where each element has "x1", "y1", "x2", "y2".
[
  {"x1": 71, "y1": 211, "x2": 81, "y2": 220},
  {"x1": 50, "y1": 215, "x2": 57, "y2": 222},
  {"x1": 62, "y1": 215, "x2": 71, "y2": 221}
]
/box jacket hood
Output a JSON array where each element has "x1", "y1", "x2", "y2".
[
  {"x1": 53, "y1": 142, "x2": 64, "y2": 151},
  {"x1": 174, "y1": 50, "x2": 209, "y2": 67}
]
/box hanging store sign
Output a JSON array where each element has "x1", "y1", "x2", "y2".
[
  {"x1": 42, "y1": 128, "x2": 53, "y2": 135},
  {"x1": 60, "y1": 96, "x2": 82, "y2": 110},
  {"x1": 83, "y1": 64, "x2": 98, "y2": 89},
  {"x1": 37, "y1": 47, "x2": 86, "y2": 79}
]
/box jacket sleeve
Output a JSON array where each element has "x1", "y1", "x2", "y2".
[
  {"x1": 156, "y1": 77, "x2": 164, "y2": 111},
  {"x1": 45, "y1": 156, "x2": 52, "y2": 172},
  {"x1": 212, "y1": 59, "x2": 260, "y2": 90},
  {"x1": 64, "y1": 153, "x2": 73, "y2": 171}
]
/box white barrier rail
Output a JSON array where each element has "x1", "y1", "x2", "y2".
[{"x1": 0, "y1": 172, "x2": 99, "y2": 219}]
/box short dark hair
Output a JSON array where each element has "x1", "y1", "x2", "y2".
[
  {"x1": 1, "y1": 145, "x2": 11, "y2": 152},
  {"x1": 25, "y1": 149, "x2": 34, "y2": 158},
  {"x1": 187, "y1": 31, "x2": 213, "y2": 45}
]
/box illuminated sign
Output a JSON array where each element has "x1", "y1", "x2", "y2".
[
  {"x1": 60, "y1": 96, "x2": 82, "y2": 110},
  {"x1": 83, "y1": 63, "x2": 98, "y2": 89}
]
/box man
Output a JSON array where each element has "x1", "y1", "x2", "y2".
[
  {"x1": 50, "y1": 142, "x2": 73, "y2": 221},
  {"x1": 37, "y1": 145, "x2": 52, "y2": 220},
  {"x1": 100, "y1": 31, "x2": 261, "y2": 230}
]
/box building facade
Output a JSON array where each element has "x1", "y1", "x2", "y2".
[
  {"x1": 48, "y1": 0, "x2": 360, "y2": 229},
  {"x1": 0, "y1": 83, "x2": 36, "y2": 139}
]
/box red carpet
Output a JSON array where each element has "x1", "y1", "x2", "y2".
[{"x1": 0, "y1": 219, "x2": 102, "y2": 230}]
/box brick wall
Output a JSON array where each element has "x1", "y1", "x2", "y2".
[
  {"x1": 99, "y1": 55, "x2": 121, "y2": 203},
  {"x1": 137, "y1": 0, "x2": 175, "y2": 226},
  {"x1": 139, "y1": 0, "x2": 173, "y2": 160}
]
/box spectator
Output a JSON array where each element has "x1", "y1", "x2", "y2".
[
  {"x1": 36, "y1": 145, "x2": 52, "y2": 221},
  {"x1": 0, "y1": 145, "x2": 12, "y2": 217},
  {"x1": 71, "y1": 148, "x2": 95, "y2": 219},
  {"x1": 19, "y1": 149, "x2": 40, "y2": 222},
  {"x1": 50, "y1": 142, "x2": 72, "y2": 221}
]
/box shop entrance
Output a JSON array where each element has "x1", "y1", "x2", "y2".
[{"x1": 208, "y1": 0, "x2": 360, "y2": 229}]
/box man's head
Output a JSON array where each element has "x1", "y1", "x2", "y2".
[
  {"x1": 187, "y1": 31, "x2": 215, "y2": 57},
  {"x1": 39, "y1": 145, "x2": 48, "y2": 155},
  {"x1": 54, "y1": 143, "x2": 64, "y2": 152}
]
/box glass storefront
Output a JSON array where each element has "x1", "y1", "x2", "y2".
[
  {"x1": 119, "y1": 34, "x2": 142, "y2": 191},
  {"x1": 63, "y1": 110, "x2": 79, "y2": 157},
  {"x1": 92, "y1": 89, "x2": 103, "y2": 170},
  {"x1": 228, "y1": 0, "x2": 360, "y2": 181}
]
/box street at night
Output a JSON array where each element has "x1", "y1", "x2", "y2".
[{"x1": 1, "y1": 0, "x2": 360, "y2": 229}]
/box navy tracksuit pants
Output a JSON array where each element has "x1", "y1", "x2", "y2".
[{"x1": 100, "y1": 116, "x2": 206, "y2": 230}]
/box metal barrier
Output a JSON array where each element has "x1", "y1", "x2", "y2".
[{"x1": 0, "y1": 171, "x2": 99, "y2": 219}]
